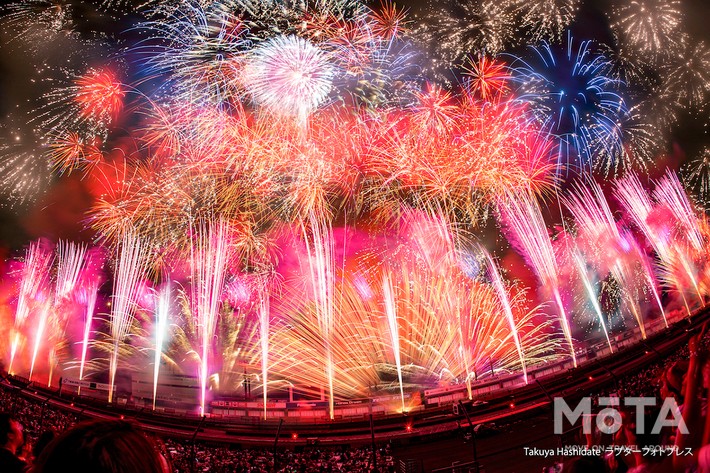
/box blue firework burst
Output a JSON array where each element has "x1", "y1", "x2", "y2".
[{"x1": 507, "y1": 34, "x2": 629, "y2": 173}]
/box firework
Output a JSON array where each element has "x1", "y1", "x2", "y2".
[
  {"x1": 136, "y1": 2, "x2": 248, "y2": 107},
  {"x1": 152, "y1": 283, "x2": 172, "y2": 410},
  {"x1": 382, "y1": 273, "x2": 405, "y2": 412},
  {"x1": 40, "y1": 66, "x2": 125, "y2": 141},
  {"x1": 29, "y1": 299, "x2": 52, "y2": 381},
  {"x1": 244, "y1": 35, "x2": 334, "y2": 124},
  {"x1": 659, "y1": 39, "x2": 710, "y2": 110},
  {"x1": 683, "y1": 147, "x2": 710, "y2": 206},
  {"x1": 614, "y1": 173, "x2": 701, "y2": 315},
  {"x1": 653, "y1": 171, "x2": 705, "y2": 305},
  {"x1": 414, "y1": 0, "x2": 517, "y2": 79},
  {"x1": 482, "y1": 248, "x2": 528, "y2": 383},
  {"x1": 55, "y1": 240, "x2": 87, "y2": 301},
  {"x1": 497, "y1": 191, "x2": 576, "y2": 366},
  {"x1": 190, "y1": 218, "x2": 231, "y2": 415},
  {"x1": 108, "y1": 230, "x2": 150, "y2": 403},
  {"x1": 593, "y1": 102, "x2": 663, "y2": 177},
  {"x1": 565, "y1": 180, "x2": 651, "y2": 337},
  {"x1": 9, "y1": 241, "x2": 54, "y2": 374},
  {"x1": 572, "y1": 250, "x2": 612, "y2": 351},
  {"x1": 609, "y1": 0, "x2": 683, "y2": 63},
  {"x1": 507, "y1": 34, "x2": 628, "y2": 170},
  {"x1": 517, "y1": 0, "x2": 580, "y2": 44},
  {"x1": 0, "y1": 139, "x2": 52, "y2": 208},
  {"x1": 77, "y1": 281, "x2": 99, "y2": 385},
  {"x1": 300, "y1": 212, "x2": 336, "y2": 418},
  {"x1": 462, "y1": 56, "x2": 511, "y2": 101}
]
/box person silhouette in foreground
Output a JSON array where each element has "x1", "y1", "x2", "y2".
[
  {"x1": 31, "y1": 419, "x2": 168, "y2": 473},
  {"x1": 0, "y1": 413, "x2": 26, "y2": 473}
]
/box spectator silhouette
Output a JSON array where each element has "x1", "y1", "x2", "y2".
[
  {"x1": 31, "y1": 419, "x2": 166, "y2": 473},
  {"x1": 0, "y1": 413, "x2": 27, "y2": 473}
]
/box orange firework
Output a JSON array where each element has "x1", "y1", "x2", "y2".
[
  {"x1": 74, "y1": 68, "x2": 125, "y2": 125},
  {"x1": 369, "y1": 1, "x2": 410, "y2": 40},
  {"x1": 463, "y1": 56, "x2": 511, "y2": 101},
  {"x1": 49, "y1": 132, "x2": 103, "y2": 175}
]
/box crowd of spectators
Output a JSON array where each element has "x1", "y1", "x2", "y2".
[
  {"x1": 546, "y1": 326, "x2": 710, "y2": 472},
  {"x1": 165, "y1": 440, "x2": 395, "y2": 473},
  {"x1": 0, "y1": 381, "x2": 395, "y2": 472}
]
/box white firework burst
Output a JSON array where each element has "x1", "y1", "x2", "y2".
[
  {"x1": 517, "y1": 0, "x2": 581, "y2": 43},
  {"x1": 244, "y1": 35, "x2": 334, "y2": 123},
  {"x1": 610, "y1": 0, "x2": 683, "y2": 63},
  {"x1": 658, "y1": 38, "x2": 710, "y2": 110}
]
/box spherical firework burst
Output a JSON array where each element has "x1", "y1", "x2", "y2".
[
  {"x1": 507, "y1": 35, "x2": 628, "y2": 171},
  {"x1": 659, "y1": 39, "x2": 710, "y2": 110},
  {"x1": 517, "y1": 0, "x2": 580, "y2": 44},
  {"x1": 609, "y1": 0, "x2": 683, "y2": 63},
  {"x1": 462, "y1": 55, "x2": 511, "y2": 101},
  {"x1": 244, "y1": 35, "x2": 334, "y2": 122},
  {"x1": 74, "y1": 68, "x2": 125, "y2": 124},
  {"x1": 39, "y1": 66, "x2": 125, "y2": 141},
  {"x1": 0, "y1": 121, "x2": 53, "y2": 208},
  {"x1": 414, "y1": 0, "x2": 517, "y2": 78}
]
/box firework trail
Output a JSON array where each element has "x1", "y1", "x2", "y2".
[
  {"x1": 625, "y1": 231, "x2": 668, "y2": 327},
  {"x1": 566, "y1": 180, "x2": 650, "y2": 337},
  {"x1": 9, "y1": 241, "x2": 53, "y2": 375},
  {"x1": 654, "y1": 171, "x2": 704, "y2": 253},
  {"x1": 613, "y1": 174, "x2": 696, "y2": 315},
  {"x1": 29, "y1": 299, "x2": 52, "y2": 381},
  {"x1": 55, "y1": 240, "x2": 87, "y2": 301},
  {"x1": 301, "y1": 212, "x2": 336, "y2": 419},
  {"x1": 153, "y1": 283, "x2": 171, "y2": 410},
  {"x1": 109, "y1": 230, "x2": 150, "y2": 403},
  {"x1": 257, "y1": 281, "x2": 269, "y2": 419},
  {"x1": 482, "y1": 248, "x2": 528, "y2": 383},
  {"x1": 382, "y1": 273, "x2": 405, "y2": 412},
  {"x1": 190, "y1": 218, "x2": 230, "y2": 415},
  {"x1": 77, "y1": 281, "x2": 99, "y2": 386},
  {"x1": 653, "y1": 171, "x2": 706, "y2": 305},
  {"x1": 497, "y1": 191, "x2": 576, "y2": 366},
  {"x1": 572, "y1": 250, "x2": 612, "y2": 351}
]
